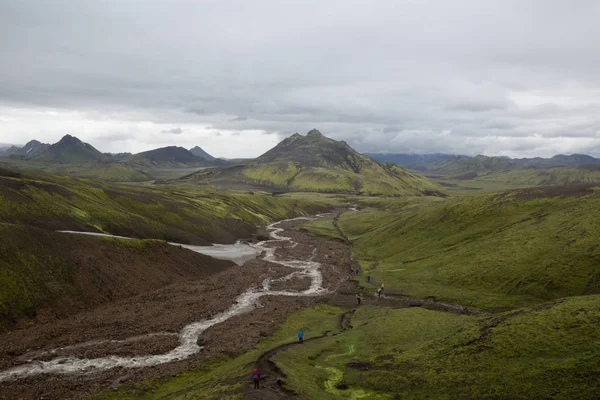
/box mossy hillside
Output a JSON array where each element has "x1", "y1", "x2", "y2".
[
  {"x1": 91, "y1": 304, "x2": 342, "y2": 400},
  {"x1": 185, "y1": 130, "x2": 445, "y2": 196},
  {"x1": 0, "y1": 158, "x2": 154, "y2": 182},
  {"x1": 207, "y1": 162, "x2": 443, "y2": 196},
  {"x1": 305, "y1": 187, "x2": 600, "y2": 310},
  {"x1": 274, "y1": 192, "x2": 358, "y2": 207},
  {"x1": 299, "y1": 218, "x2": 345, "y2": 241},
  {"x1": 0, "y1": 220, "x2": 249, "y2": 330},
  {"x1": 425, "y1": 153, "x2": 600, "y2": 186},
  {"x1": 473, "y1": 165, "x2": 600, "y2": 186},
  {"x1": 273, "y1": 297, "x2": 600, "y2": 399},
  {"x1": 431, "y1": 155, "x2": 517, "y2": 175},
  {"x1": 0, "y1": 223, "x2": 170, "y2": 328},
  {"x1": 46, "y1": 163, "x2": 154, "y2": 182},
  {"x1": 0, "y1": 229, "x2": 73, "y2": 327},
  {"x1": 0, "y1": 168, "x2": 325, "y2": 244}
]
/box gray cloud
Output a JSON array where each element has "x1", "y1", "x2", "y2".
[
  {"x1": 161, "y1": 127, "x2": 183, "y2": 134},
  {"x1": 0, "y1": 0, "x2": 600, "y2": 157}
]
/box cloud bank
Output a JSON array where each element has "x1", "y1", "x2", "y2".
[{"x1": 1, "y1": 0, "x2": 599, "y2": 157}]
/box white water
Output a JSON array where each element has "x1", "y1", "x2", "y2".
[
  {"x1": 0, "y1": 216, "x2": 328, "y2": 382},
  {"x1": 57, "y1": 231, "x2": 261, "y2": 266}
]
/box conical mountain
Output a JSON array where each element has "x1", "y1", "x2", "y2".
[
  {"x1": 34, "y1": 135, "x2": 103, "y2": 163},
  {"x1": 132, "y1": 146, "x2": 200, "y2": 163},
  {"x1": 186, "y1": 129, "x2": 444, "y2": 196},
  {"x1": 125, "y1": 146, "x2": 223, "y2": 168},
  {"x1": 190, "y1": 146, "x2": 215, "y2": 161}
]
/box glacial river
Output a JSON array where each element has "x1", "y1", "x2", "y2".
[{"x1": 0, "y1": 216, "x2": 328, "y2": 382}]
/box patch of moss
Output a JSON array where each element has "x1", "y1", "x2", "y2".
[{"x1": 274, "y1": 297, "x2": 600, "y2": 399}]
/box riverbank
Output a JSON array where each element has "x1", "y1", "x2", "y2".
[{"x1": 0, "y1": 217, "x2": 349, "y2": 399}]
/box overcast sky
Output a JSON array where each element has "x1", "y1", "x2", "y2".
[{"x1": 1, "y1": 0, "x2": 600, "y2": 158}]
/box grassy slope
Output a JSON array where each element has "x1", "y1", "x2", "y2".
[
  {"x1": 0, "y1": 158, "x2": 154, "y2": 182},
  {"x1": 237, "y1": 162, "x2": 443, "y2": 196},
  {"x1": 192, "y1": 162, "x2": 443, "y2": 197},
  {"x1": 305, "y1": 187, "x2": 600, "y2": 310},
  {"x1": 91, "y1": 304, "x2": 342, "y2": 400},
  {"x1": 186, "y1": 131, "x2": 444, "y2": 196},
  {"x1": 0, "y1": 223, "x2": 232, "y2": 329},
  {"x1": 474, "y1": 166, "x2": 600, "y2": 186},
  {"x1": 0, "y1": 167, "x2": 325, "y2": 245},
  {"x1": 274, "y1": 297, "x2": 600, "y2": 400}
]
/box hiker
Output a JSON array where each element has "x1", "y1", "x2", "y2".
[
  {"x1": 377, "y1": 287, "x2": 382, "y2": 298},
  {"x1": 367, "y1": 275, "x2": 371, "y2": 283},
  {"x1": 355, "y1": 267, "x2": 359, "y2": 275},
  {"x1": 356, "y1": 294, "x2": 362, "y2": 305},
  {"x1": 251, "y1": 368, "x2": 260, "y2": 389},
  {"x1": 298, "y1": 329, "x2": 304, "y2": 343},
  {"x1": 380, "y1": 283, "x2": 385, "y2": 296}
]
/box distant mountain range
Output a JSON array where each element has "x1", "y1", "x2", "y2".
[
  {"x1": 366, "y1": 153, "x2": 600, "y2": 186},
  {"x1": 181, "y1": 129, "x2": 444, "y2": 196},
  {"x1": 365, "y1": 153, "x2": 600, "y2": 171},
  {"x1": 0, "y1": 135, "x2": 221, "y2": 168}
]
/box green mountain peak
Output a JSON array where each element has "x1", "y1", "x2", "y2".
[{"x1": 187, "y1": 129, "x2": 444, "y2": 196}]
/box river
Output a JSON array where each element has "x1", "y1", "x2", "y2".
[{"x1": 0, "y1": 215, "x2": 329, "y2": 382}]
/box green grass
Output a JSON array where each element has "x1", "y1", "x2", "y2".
[
  {"x1": 273, "y1": 296, "x2": 600, "y2": 399},
  {"x1": 300, "y1": 217, "x2": 344, "y2": 241},
  {"x1": 304, "y1": 187, "x2": 600, "y2": 311},
  {"x1": 0, "y1": 158, "x2": 155, "y2": 182},
  {"x1": 193, "y1": 162, "x2": 445, "y2": 197},
  {"x1": 422, "y1": 165, "x2": 600, "y2": 196},
  {"x1": 474, "y1": 166, "x2": 600, "y2": 186},
  {"x1": 0, "y1": 167, "x2": 326, "y2": 245},
  {"x1": 91, "y1": 304, "x2": 342, "y2": 400}
]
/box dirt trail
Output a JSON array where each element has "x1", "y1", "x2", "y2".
[
  {"x1": 245, "y1": 308, "x2": 357, "y2": 400},
  {"x1": 244, "y1": 210, "x2": 488, "y2": 399},
  {"x1": 333, "y1": 210, "x2": 486, "y2": 316}
]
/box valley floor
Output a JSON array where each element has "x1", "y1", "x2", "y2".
[
  {"x1": 2, "y1": 207, "x2": 599, "y2": 399},
  {"x1": 0, "y1": 219, "x2": 348, "y2": 399}
]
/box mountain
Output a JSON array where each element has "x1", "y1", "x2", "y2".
[
  {"x1": 124, "y1": 146, "x2": 212, "y2": 168},
  {"x1": 367, "y1": 152, "x2": 600, "y2": 173},
  {"x1": 515, "y1": 154, "x2": 600, "y2": 168},
  {"x1": 0, "y1": 145, "x2": 20, "y2": 156},
  {"x1": 34, "y1": 135, "x2": 104, "y2": 163},
  {"x1": 364, "y1": 153, "x2": 458, "y2": 170},
  {"x1": 190, "y1": 146, "x2": 215, "y2": 161},
  {"x1": 3, "y1": 140, "x2": 51, "y2": 158},
  {"x1": 184, "y1": 129, "x2": 444, "y2": 196}
]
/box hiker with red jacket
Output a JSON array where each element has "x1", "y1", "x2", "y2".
[{"x1": 252, "y1": 368, "x2": 260, "y2": 389}]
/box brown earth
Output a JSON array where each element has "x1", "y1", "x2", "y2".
[
  {"x1": 0, "y1": 223, "x2": 235, "y2": 330},
  {"x1": 270, "y1": 277, "x2": 312, "y2": 292},
  {"x1": 0, "y1": 218, "x2": 350, "y2": 399}
]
